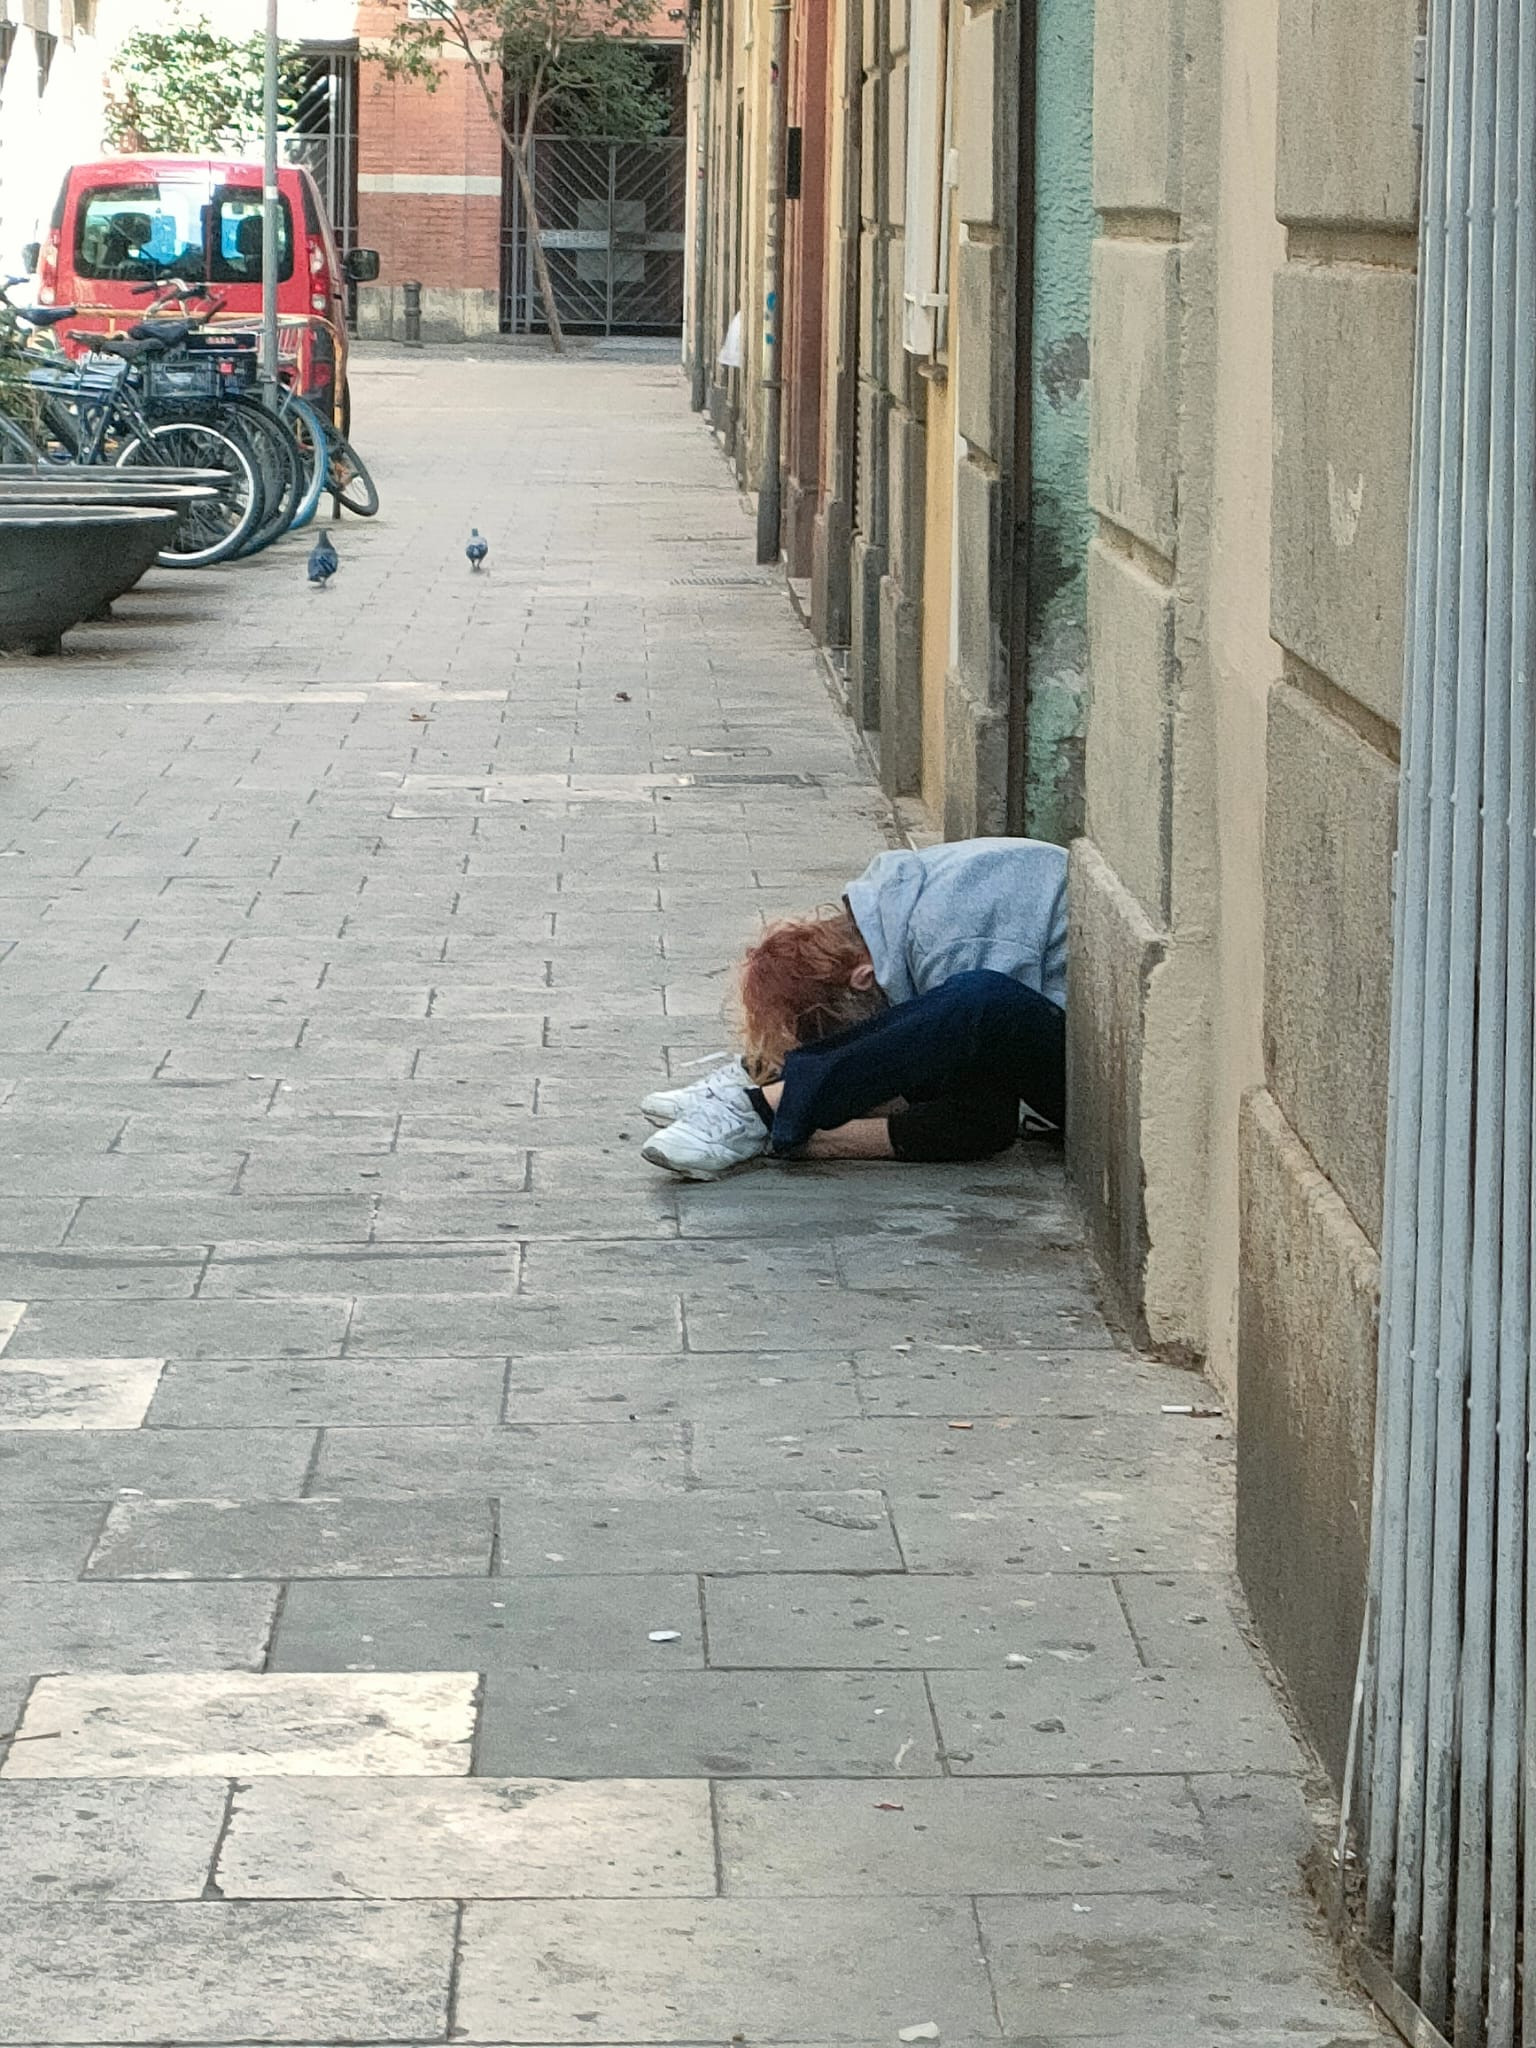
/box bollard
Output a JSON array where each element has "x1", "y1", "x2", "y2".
[{"x1": 402, "y1": 280, "x2": 423, "y2": 349}]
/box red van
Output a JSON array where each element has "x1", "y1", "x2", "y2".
[{"x1": 31, "y1": 155, "x2": 378, "y2": 424}]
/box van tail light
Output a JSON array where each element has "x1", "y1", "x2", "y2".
[
  {"x1": 309, "y1": 244, "x2": 326, "y2": 276},
  {"x1": 38, "y1": 231, "x2": 60, "y2": 303},
  {"x1": 311, "y1": 292, "x2": 328, "y2": 313}
]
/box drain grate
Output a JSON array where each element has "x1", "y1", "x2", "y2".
[
  {"x1": 678, "y1": 772, "x2": 819, "y2": 786},
  {"x1": 668, "y1": 573, "x2": 783, "y2": 588}
]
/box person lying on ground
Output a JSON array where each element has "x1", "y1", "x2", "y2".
[{"x1": 639, "y1": 836, "x2": 1068, "y2": 1182}]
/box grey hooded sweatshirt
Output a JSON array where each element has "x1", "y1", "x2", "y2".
[{"x1": 844, "y1": 837, "x2": 1068, "y2": 1011}]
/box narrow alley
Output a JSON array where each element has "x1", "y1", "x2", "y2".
[{"x1": 0, "y1": 348, "x2": 1383, "y2": 2043}]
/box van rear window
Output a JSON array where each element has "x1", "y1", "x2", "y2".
[{"x1": 72, "y1": 181, "x2": 294, "y2": 284}]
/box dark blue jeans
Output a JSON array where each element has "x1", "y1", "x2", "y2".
[{"x1": 770, "y1": 969, "x2": 1066, "y2": 1161}]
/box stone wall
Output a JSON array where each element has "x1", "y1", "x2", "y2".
[
  {"x1": 1074, "y1": 0, "x2": 1417, "y2": 1778},
  {"x1": 1237, "y1": 0, "x2": 1417, "y2": 1776}
]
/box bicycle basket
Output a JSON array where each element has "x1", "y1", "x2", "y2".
[{"x1": 142, "y1": 355, "x2": 222, "y2": 403}]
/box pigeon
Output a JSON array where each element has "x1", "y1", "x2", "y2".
[
  {"x1": 307, "y1": 530, "x2": 338, "y2": 587},
  {"x1": 466, "y1": 527, "x2": 489, "y2": 571}
]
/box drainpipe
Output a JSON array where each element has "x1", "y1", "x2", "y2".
[
  {"x1": 260, "y1": 0, "x2": 281, "y2": 409},
  {"x1": 755, "y1": 0, "x2": 790, "y2": 563},
  {"x1": 690, "y1": 0, "x2": 714, "y2": 412},
  {"x1": 1004, "y1": 0, "x2": 1037, "y2": 832}
]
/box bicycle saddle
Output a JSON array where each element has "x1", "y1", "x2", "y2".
[
  {"x1": 129, "y1": 318, "x2": 194, "y2": 345},
  {"x1": 17, "y1": 305, "x2": 78, "y2": 328},
  {"x1": 69, "y1": 332, "x2": 160, "y2": 363}
]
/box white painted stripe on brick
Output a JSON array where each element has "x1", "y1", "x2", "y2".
[{"x1": 358, "y1": 173, "x2": 502, "y2": 197}]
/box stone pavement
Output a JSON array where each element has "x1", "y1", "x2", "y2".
[{"x1": 0, "y1": 342, "x2": 1387, "y2": 2045}]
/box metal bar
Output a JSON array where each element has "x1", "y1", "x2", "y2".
[
  {"x1": 1486, "y1": 12, "x2": 1535, "y2": 2027},
  {"x1": 1418, "y1": 0, "x2": 1499, "y2": 2019},
  {"x1": 1451, "y1": 1, "x2": 1521, "y2": 2035},
  {"x1": 260, "y1": 0, "x2": 281, "y2": 405},
  {"x1": 1391, "y1": 0, "x2": 1475, "y2": 1980},
  {"x1": 1365, "y1": 0, "x2": 1458, "y2": 1944},
  {"x1": 1501, "y1": 20, "x2": 1536, "y2": 2040}
]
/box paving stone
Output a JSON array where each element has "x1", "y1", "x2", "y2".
[
  {"x1": 0, "y1": 1429, "x2": 316, "y2": 1501},
  {"x1": 0, "y1": 1357, "x2": 165, "y2": 1430},
  {"x1": 87, "y1": 1496, "x2": 495, "y2": 1580},
  {"x1": 977, "y1": 1893, "x2": 1363, "y2": 2038},
  {"x1": 496, "y1": 1490, "x2": 900, "y2": 1574},
  {"x1": 0, "y1": 1780, "x2": 227, "y2": 1899},
  {"x1": 6, "y1": 1671, "x2": 477, "y2": 1777},
  {"x1": 503, "y1": 1350, "x2": 862, "y2": 1426},
  {"x1": 344, "y1": 1290, "x2": 683, "y2": 1355},
  {"x1": 884, "y1": 1476, "x2": 1234, "y2": 1575},
  {"x1": 927, "y1": 1662, "x2": 1301, "y2": 1775},
  {"x1": 1, "y1": 1300, "x2": 352, "y2": 1360},
  {"x1": 146, "y1": 1355, "x2": 507, "y2": 1428},
  {"x1": 313, "y1": 1423, "x2": 688, "y2": 1496},
  {"x1": 271, "y1": 1574, "x2": 701, "y2": 1671},
  {"x1": 372, "y1": 1189, "x2": 679, "y2": 1241},
  {"x1": 682, "y1": 1283, "x2": 1114, "y2": 1352},
  {"x1": 218, "y1": 1776, "x2": 716, "y2": 1898},
  {"x1": 67, "y1": 1195, "x2": 375, "y2": 1246},
  {"x1": 1114, "y1": 1571, "x2": 1260, "y2": 1670},
  {"x1": 477, "y1": 1669, "x2": 941, "y2": 1778},
  {"x1": 854, "y1": 1344, "x2": 1196, "y2": 1418},
  {"x1": 520, "y1": 1238, "x2": 839, "y2": 1292},
  {"x1": 0, "y1": 1583, "x2": 276, "y2": 1676},
  {"x1": 455, "y1": 1896, "x2": 999, "y2": 2041},
  {"x1": 0, "y1": 1900, "x2": 454, "y2": 2041},
  {"x1": 0, "y1": 1152, "x2": 245, "y2": 1198},
  {"x1": 0, "y1": 1201, "x2": 80, "y2": 1251},
  {"x1": 717, "y1": 1775, "x2": 1209, "y2": 1895},
  {"x1": 0, "y1": 1504, "x2": 104, "y2": 1580},
  {"x1": 704, "y1": 1572, "x2": 1137, "y2": 1670},
  {"x1": 200, "y1": 1247, "x2": 521, "y2": 1297}
]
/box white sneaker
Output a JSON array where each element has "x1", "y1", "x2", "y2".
[
  {"x1": 641, "y1": 1055, "x2": 754, "y2": 1128},
  {"x1": 640, "y1": 1086, "x2": 770, "y2": 1180}
]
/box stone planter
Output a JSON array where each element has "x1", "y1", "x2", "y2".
[{"x1": 0, "y1": 506, "x2": 178, "y2": 655}]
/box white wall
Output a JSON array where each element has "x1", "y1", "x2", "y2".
[{"x1": 0, "y1": 0, "x2": 359, "y2": 275}]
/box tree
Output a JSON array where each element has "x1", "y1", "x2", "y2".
[
  {"x1": 376, "y1": 0, "x2": 670, "y2": 353},
  {"x1": 104, "y1": 10, "x2": 303, "y2": 156}
]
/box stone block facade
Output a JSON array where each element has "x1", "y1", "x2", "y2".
[{"x1": 1073, "y1": 0, "x2": 1416, "y2": 1775}]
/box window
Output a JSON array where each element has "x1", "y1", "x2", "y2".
[
  {"x1": 209, "y1": 189, "x2": 294, "y2": 285},
  {"x1": 73, "y1": 181, "x2": 293, "y2": 284},
  {"x1": 0, "y1": 24, "x2": 15, "y2": 95},
  {"x1": 34, "y1": 28, "x2": 56, "y2": 97},
  {"x1": 901, "y1": 0, "x2": 957, "y2": 356}
]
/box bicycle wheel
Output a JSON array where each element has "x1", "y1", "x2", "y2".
[
  {"x1": 226, "y1": 398, "x2": 303, "y2": 555},
  {"x1": 279, "y1": 393, "x2": 329, "y2": 531},
  {"x1": 116, "y1": 418, "x2": 262, "y2": 567},
  {"x1": 0, "y1": 409, "x2": 40, "y2": 461},
  {"x1": 322, "y1": 421, "x2": 379, "y2": 518}
]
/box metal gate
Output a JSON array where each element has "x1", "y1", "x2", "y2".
[
  {"x1": 281, "y1": 47, "x2": 360, "y2": 321},
  {"x1": 500, "y1": 136, "x2": 687, "y2": 335},
  {"x1": 1349, "y1": 3, "x2": 1536, "y2": 2045}
]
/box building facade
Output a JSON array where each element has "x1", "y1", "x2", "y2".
[
  {"x1": 686, "y1": 0, "x2": 1095, "y2": 842},
  {"x1": 0, "y1": 0, "x2": 685, "y2": 342},
  {"x1": 687, "y1": 0, "x2": 1420, "y2": 1790}
]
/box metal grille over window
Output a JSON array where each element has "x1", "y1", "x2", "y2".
[{"x1": 1347, "y1": 2, "x2": 1536, "y2": 2045}]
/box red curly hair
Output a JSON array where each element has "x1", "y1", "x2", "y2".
[{"x1": 736, "y1": 906, "x2": 885, "y2": 1076}]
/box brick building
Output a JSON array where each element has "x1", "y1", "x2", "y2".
[{"x1": 0, "y1": 0, "x2": 685, "y2": 342}]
